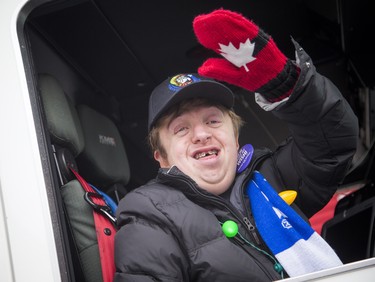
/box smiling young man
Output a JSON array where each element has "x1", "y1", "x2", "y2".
[
  {"x1": 114, "y1": 9, "x2": 358, "y2": 282},
  {"x1": 153, "y1": 98, "x2": 240, "y2": 195}
]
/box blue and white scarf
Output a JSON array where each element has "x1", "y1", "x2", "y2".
[{"x1": 248, "y1": 171, "x2": 343, "y2": 277}]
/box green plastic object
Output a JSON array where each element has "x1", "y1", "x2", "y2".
[{"x1": 222, "y1": 220, "x2": 238, "y2": 238}]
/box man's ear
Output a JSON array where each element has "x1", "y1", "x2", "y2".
[{"x1": 154, "y1": 150, "x2": 170, "y2": 168}]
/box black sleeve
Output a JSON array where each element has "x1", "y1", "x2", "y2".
[{"x1": 270, "y1": 41, "x2": 359, "y2": 217}]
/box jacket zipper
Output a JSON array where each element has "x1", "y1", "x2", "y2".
[{"x1": 242, "y1": 217, "x2": 261, "y2": 244}]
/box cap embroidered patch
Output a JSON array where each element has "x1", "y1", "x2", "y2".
[{"x1": 168, "y1": 74, "x2": 200, "y2": 92}]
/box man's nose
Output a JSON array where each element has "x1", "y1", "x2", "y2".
[{"x1": 192, "y1": 125, "x2": 211, "y2": 143}]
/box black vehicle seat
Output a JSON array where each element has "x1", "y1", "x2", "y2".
[
  {"x1": 38, "y1": 73, "x2": 130, "y2": 282},
  {"x1": 75, "y1": 104, "x2": 130, "y2": 204}
]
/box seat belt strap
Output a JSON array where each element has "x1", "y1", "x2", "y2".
[{"x1": 70, "y1": 168, "x2": 116, "y2": 282}]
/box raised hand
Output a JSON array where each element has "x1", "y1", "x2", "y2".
[{"x1": 193, "y1": 9, "x2": 299, "y2": 102}]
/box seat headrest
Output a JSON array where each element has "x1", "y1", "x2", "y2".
[
  {"x1": 38, "y1": 74, "x2": 84, "y2": 157},
  {"x1": 77, "y1": 105, "x2": 131, "y2": 187}
]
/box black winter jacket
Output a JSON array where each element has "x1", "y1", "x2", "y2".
[{"x1": 114, "y1": 42, "x2": 359, "y2": 281}]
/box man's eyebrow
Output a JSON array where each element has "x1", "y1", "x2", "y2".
[{"x1": 166, "y1": 113, "x2": 183, "y2": 130}]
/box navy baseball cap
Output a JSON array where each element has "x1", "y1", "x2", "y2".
[{"x1": 148, "y1": 73, "x2": 234, "y2": 131}]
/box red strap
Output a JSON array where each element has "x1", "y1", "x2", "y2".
[{"x1": 70, "y1": 168, "x2": 116, "y2": 282}]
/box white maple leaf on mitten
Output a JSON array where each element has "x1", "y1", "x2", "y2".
[{"x1": 218, "y1": 38, "x2": 256, "y2": 72}]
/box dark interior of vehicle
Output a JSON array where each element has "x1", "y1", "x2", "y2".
[
  {"x1": 24, "y1": 0, "x2": 374, "y2": 187},
  {"x1": 19, "y1": 0, "x2": 374, "y2": 280}
]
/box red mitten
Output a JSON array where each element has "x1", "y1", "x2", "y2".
[{"x1": 193, "y1": 9, "x2": 299, "y2": 102}]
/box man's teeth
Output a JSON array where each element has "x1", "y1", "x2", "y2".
[{"x1": 195, "y1": 150, "x2": 218, "y2": 159}]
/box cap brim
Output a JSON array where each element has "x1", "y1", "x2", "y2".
[{"x1": 149, "y1": 80, "x2": 234, "y2": 130}]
